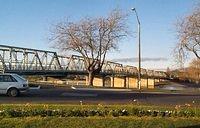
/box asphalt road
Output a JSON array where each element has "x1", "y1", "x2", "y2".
[{"x1": 0, "y1": 85, "x2": 200, "y2": 106}]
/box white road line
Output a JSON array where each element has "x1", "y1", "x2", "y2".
[
  {"x1": 71, "y1": 86, "x2": 76, "y2": 90},
  {"x1": 141, "y1": 92, "x2": 181, "y2": 94},
  {"x1": 73, "y1": 88, "x2": 132, "y2": 91},
  {"x1": 61, "y1": 92, "x2": 98, "y2": 97},
  {"x1": 29, "y1": 86, "x2": 40, "y2": 90}
]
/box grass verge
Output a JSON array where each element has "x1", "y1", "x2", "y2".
[
  {"x1": 0, "y1": 117, "x2": 200, "y2": 128},
  {"x1": 0, "y1": 104, "x2": 200, "y2": 128}
]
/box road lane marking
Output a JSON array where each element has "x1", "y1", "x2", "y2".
[
  {"x1": 61, "y1": 92, "x2": 98, "y2": 97},
  {"x1": 73, "y1": 88, "x2": 132, "y2": 91},
  {"x1": 29, "y1": 86, "x2": 40, "y2": 90},
  {"x1": 71, "y1": 86, "x2": 76, "y2": 90}
]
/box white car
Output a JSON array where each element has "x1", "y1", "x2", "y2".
[{"x1": 0, "y1": 74, "x2": 29, "y2": 97}]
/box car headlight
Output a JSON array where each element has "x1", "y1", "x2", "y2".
[{"x1": 23, "y1": 84, "x2": 28, "y2": 87}]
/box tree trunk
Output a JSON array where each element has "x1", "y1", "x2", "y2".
[{"x1": 88, "y1": 71, "x2": 94, "y2": 86}]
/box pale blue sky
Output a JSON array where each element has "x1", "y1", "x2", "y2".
[{"x1": 0, "y1": 0, "x2": 198, "y2": 70}]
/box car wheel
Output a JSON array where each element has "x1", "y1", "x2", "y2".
[{"x1": 7, "y1": 88, "x2": 19, "y2": 97}]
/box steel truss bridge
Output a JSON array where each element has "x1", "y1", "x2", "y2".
[{"x1": 0, "y1": 45, "x2": 166, "y2": 78}]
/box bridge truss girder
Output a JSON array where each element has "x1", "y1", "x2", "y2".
[{"x1": 0, "y1": 45, "x2": 167, "y2": 78}]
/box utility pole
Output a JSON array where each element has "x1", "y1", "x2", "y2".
[{"x1": 131, "y1": 8, "x2": 141, "y2": 90}]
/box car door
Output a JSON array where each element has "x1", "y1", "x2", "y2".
[{"x1": 0, "y1": 75, "x2": 5, "y2": 93}]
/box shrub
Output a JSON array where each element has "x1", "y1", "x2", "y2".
[
  {"x1": 158, "y1": 111, "x2": 165, "y2": 117},
  {"x1": 0, "y1": 105, "x2": 199, "y2": 118},
  {"x1": 151, "y1": 110, "x2": 158, "y2": 117}
]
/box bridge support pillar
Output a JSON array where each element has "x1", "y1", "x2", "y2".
[
  {"x1": 147, "y1": 78, "x2": 155, "y2": 89},
  {"x1": 155, "y1": 79, "x2": 160, "y2": 83},
  {"x1": 42, "y1": 76, "x2": 48, "y2": 81},
  {"x1": 92, "y1": 76, "x2": 105, "y2": 87},
  {"x1": 160, "y1": 79, "x2": 165, "y2": 82},
  {"x1": 86, "y1": 76, "x2": 105, "y2": 87},
  {"x1": 111, "y1": 76, "x2": 114, "y2": 87},
  {"x1": 85, "y1": 76, "x2": 88, "y2": 85},
  {"x1": 126, "y1": 77, "x2": 137, "y2": 88},
  {"x1": 110, "y1": 76, "x2": 126, "y2": 88},
  {"x1": 141, "y1": 78, "x2": 148, "y2": 88}
]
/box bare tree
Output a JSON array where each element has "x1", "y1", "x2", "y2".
[
  {"x1": 174, "y1": 4, "x2": 200, "y2": 64},
  {"x1": 172, "y1": 59, "x2": 200, "y2": 83},
  {"x1": 50, "y1": 9, "x2": 128, "y2": 86}
]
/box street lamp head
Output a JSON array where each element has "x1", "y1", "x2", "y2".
[{"x1": 131, "y1": 8, "x2": 136, "y2": 11}]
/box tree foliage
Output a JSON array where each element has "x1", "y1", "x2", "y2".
[{"x1": 170, "y1": 59, "x2": 200, "y2": 84}]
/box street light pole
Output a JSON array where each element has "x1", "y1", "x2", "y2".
[{"x1": 131, "y1": 8, "x2": 141, "y2": 90}]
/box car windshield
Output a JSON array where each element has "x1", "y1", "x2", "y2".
[{"x1": 13, "y1": 74, "x2": 26, "y2": 81}]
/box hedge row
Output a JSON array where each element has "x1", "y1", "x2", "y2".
[{"x1": 0, "y1": 107, "x2": 199, "y2": 118}]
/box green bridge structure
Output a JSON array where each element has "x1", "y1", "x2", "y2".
[{"x1": 0, "y1": 45, "x2": 167, "y2": 88}]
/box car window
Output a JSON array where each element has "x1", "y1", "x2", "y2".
[
  {"x1": 0, "y1": 75, "x2": 3, "y2": 82},
  {"x1": 3, "y1": 75, "x2": 17, "y2": 82},
  {"x1": 10, "y1": 76, "x2": 17, "y2": 82},
  {"x1": 13, "y1": 74, "x2": 26, "y2": 81}
]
